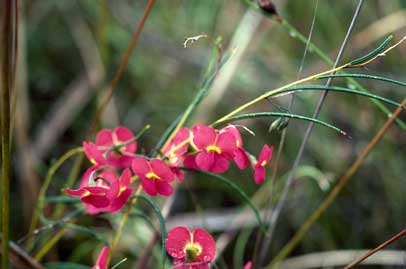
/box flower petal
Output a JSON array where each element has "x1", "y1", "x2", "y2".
[
  {"x1": 211, "y1": 155, "x2": 230, "y2": 174},
  {"x1": 93, "y1": 247, "x2": 110, "y2": 269},
  {"x1": 150, "y1": 158, "x2": 174, "y2": 182},
  {"x1": 257, "y1": 144, "x2": 273, "y2": 164},
  {"x1": 192, "y1": 124, "x2": 216, "y2": 149},
  {"x1": 234, "y1": 149, "x2": 251, "y2": 170},
  {"x1": 166, "y1": 226, "x2": 191, "y2": 259},
  {"x1": 131, "y1": 157, "x2": 150, "y2": 178},
  {"x1": 216, "y1": 132, "x2": 237, "y2": 157},
  {"x1": 114, "y1": 126, "x2": 137, "y2": 153},
  {"x1": 254, "y1": 166, "x2": 265, "y2": 184},
  {"x1": 83, "y1": 142, "x2": 106, "y2": 165},
  {"x1": 156, "y1": 180, "x2": 173, "y2": 196},
  {"x1": 142, "y1": 179, "x2": 157, "y2": 196},
  {"x1": 120, "y1": 168, "x2": 132, "y2": 186},
  {"x1": 183, "y1": 155, "x2": 198, "y2": 170},
  {"x1": 195, "y1": 151, "x2": 215, "y2": 171},
  {"x1": 100, "y1": 169, "x2": 118, "y2": 184},
  {"x1": 109, "y1": 188, "x2": 133, "y2": 212},
  {"x1": 193, "y1": 228, "x2": 216, "y2": 262},
  {"x1": 96, "y1": 129, "x2": 113, "y2": 148},
  {"x1": 81, "y1": 195, "x2": 110, "y2": 208},
  {"x1": 66, "y1": 188, "x2": 87, "y2": 197}
]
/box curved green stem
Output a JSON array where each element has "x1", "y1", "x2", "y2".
[
  {"x1": 212, "y1": 112, "x2": 348, "y2": 135},
  {"x1": 27, "y1": 147, "x2": 83, "y2": 249}
]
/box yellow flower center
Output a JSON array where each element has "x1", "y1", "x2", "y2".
[
  {"x1": 261, "y1": 160, "x2": 267, "y2": 167},
  {"x1": 119, "y1": 186, "x2": 127, "y2": 195},
  {"x1": 206, "y1": 145, "x2": 221, "y2": 154},
  {"x1": 146, "y1": 172, "x2": 160, "y2": 180},
  {"x1": 184, "y1": 242, "x2": 202, "y2": 262}
]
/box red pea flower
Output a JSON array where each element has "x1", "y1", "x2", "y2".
[
  {"x1": 131, "y1": 157, "x2": 174, "y2": 197},
  {"x1": 66, "y1": 168, "x2": 133, "y2": 214},
  {"x1": 254, "y1": 144, "x2": 273, "y2": 184},
  {"x1": 166, "y1": 226, "x2": 216, "y2": 269},
  {"x1": 84, "y1": 127, "x2": 137, "y2": 168},
  {"x1": 93, "y1": 246, "x2": 109, "y2": 269},
  {"x1": 191, "y1": 124, "x2": 237, "y2": 174},
  {"x1": 220, "y1": 125, "x2": 251, "y2": 170},
  {"x1": 163, "y1": 127, "x2": 191, "y2": 182}
]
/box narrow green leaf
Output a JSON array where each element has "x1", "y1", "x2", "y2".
[
  {"x1": 350, "y1": 35, "x2": 393, "y2": 66},
  {"x1": 64, "y1": 223, "x2": 109, "y2": 245},
  {"x1": 187, "y1": 169, "x2": 263, "y2": 227},
  {"x1": 212, "y1": 112, "x2": 348, "y2": 136},
  {"x1": 44, "y1": 196, "x2": 80, "y2": 204},
  {"x1": 129, "y1": 209, "x2": 159, "y2": 234},
  {"x1": 278, "y1": 85, "x2": 401, "y2": 107},
  {"x1": 43, "y1": 262, "x2": 91, "y2": 269},
  {"x1": 111, "y1": 258, "x2": 128, "y2": 269},
  {"x1": 135, "y1": 194, "x2": 167, "y2": 268},
  {"x1": 317, "y1": 73, "x2": 406, "y2": 87}
]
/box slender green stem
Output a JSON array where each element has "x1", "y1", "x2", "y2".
[
  {"x1": 1, "y1": 1, "x2": 13, "y2": 268},
  {"x1": 27, "y1": 147, "x2": 83, "y2": 249},
  {"x1": 266, "y1": 99, "x2": 406, "y2": 268}
]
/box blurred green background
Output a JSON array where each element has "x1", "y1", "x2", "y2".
[{"x1": 7, "y1": 0, "x2": 406, "y2": 268}]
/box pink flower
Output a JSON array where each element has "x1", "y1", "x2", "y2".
[
  {"x1": 254, "y1": 145, "x2": 273, "y2": 184},
  {"x1": 93, "y1": 247, "x2": 109, "y2": 269},
  {"x1": 163, "y1": 127, "x2": 191, "y2": 181},
  {"x1": 84, "y1": 127, "x2": 137, "y2": 168},
  {"x1": 66, "y1": 168, "x2": 133, "y2": 214},
  {"x1": 243, "y1": 261, "x2": 252, "y2": 269},
  {"x1": 220, "y1": 125, "x2": 251, "y2": 170},
  {"x1": 191, "y1": 124, "x2": 237, "y2": 174},
  {"x1": 131, "y1": 157, "x2": 174, "y2": 197},
  {"x1": 166, "y1": 226, "x2": 216, "y2": 269}
]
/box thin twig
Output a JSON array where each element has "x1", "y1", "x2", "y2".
[
  {"x1": 275, "y1": 249, "x2": 406, "y2": 269},
  {"x1": 267, "y1": 98, "x2": 406, "y2": 268},
  {"x1": 343, "y1": 229, "x2": 406, "y2": 269},
  {"x1": 90, "y1": 0, "x2": 156, "y2": 134},
  {"x1": 264, "y1": 0, "x2": 365, "y2": 264}
]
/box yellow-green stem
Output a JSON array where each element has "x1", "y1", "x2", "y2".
[
  {"x1": 34, "y1": 221, "x2": 75, "y2": 262},
  {"x1": 267, "y1": 99, "x2": 406, "y2": 268},
  {"x1": 111, "y1": 186, "x2": 143, "y2": 251},
  {"x1": 213, "y1": 64, "x2": 349, "y2": 125}
]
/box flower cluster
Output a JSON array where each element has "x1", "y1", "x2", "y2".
[{"x1": 66, "y1": 124, "x2": 273, "y2": 214}]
